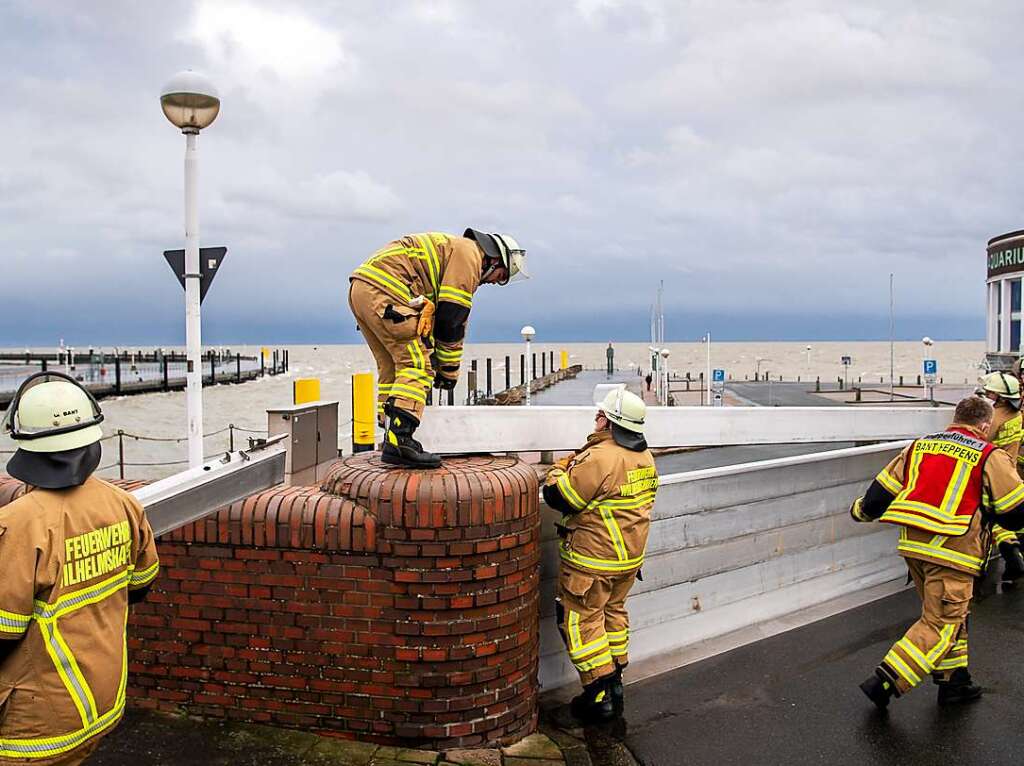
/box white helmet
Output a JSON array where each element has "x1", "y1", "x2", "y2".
[
  {"x1": 2, "y1": 372, "x2": 104, "y2": 453},
  {"x1": 598, "y1": 386, "x2": 646, "y2": 434},
  {"x1": 979, "y1": 371, "x2": 1022, "y2": 410},
  {"x1": 464, "y1": 228, "x2": 529, "y2": 284}
]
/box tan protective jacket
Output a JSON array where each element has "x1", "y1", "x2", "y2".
[
  {"x1": 874, "y1": 423, "x2": 1024, "y2": 575},
  {"x1": 988, "y1": 402, "x2": 1022, "y2": 463},
  {"x1": 547, "y1": 430, "x2": 658, "y2": 574},
  {"x1": 350, "y1": 233, "x2": 483, "y2": 378},
  {"x1": 0, "y1": 477, "x2": 159, "y2": 761}
]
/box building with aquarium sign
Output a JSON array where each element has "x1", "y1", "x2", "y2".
[{"x1": 987, "y1": 230, "x2": 1024, "y2": 369}]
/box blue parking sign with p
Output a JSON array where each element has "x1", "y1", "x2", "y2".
[
  {"x1": 923, "y1": 360, "x2": 938, "y2": 375},
  {"x1": 713, "y1": 369, "x2": 725, "y2": 382}
]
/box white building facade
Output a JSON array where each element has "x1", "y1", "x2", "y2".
[{"x1": 987, "y1": 230, "x2": 1024, "y2": 369}]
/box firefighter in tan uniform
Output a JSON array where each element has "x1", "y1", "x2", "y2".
[
  {"x1": 349, "y1": 229, "x2": 528, "y2": 468},
  {"x1": 1011, "y1": 358, "x2": 1024, "y2": 479},
  {"x1": 977, "y1": 372, "x2": 1024, "y2": 583},
  {"x1": 0, "y1": 373, "x2": 159, "y2": 765},
  {"x1": 542, "y1": 387, "x2": 657, "y2": 722},
  {"x1": 852, "y1": 396, "x2": 1024, "y2": 709}
]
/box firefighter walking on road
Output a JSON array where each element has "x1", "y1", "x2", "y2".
[
  {"x1": 543, "y1": 387, "x2": 658, "y2": 722},
  {"x1": 348, "y1": 230, "x2": 527, "y2": 469},
  {"x1": 0, "y1": 373, "x2": 159, "y2": 765},
  {"x1": 851, "y1": 396, "x2": 1024, "y2": 709},
  {"x1": 977, "y1": 372, "x2": 1024, "y2": 583}
]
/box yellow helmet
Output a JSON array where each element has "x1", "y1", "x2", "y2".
[{"x1": 979, "y1": 371, "x2": 1022, "y2": 408}]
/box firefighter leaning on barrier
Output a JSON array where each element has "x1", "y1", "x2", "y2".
[
  {"x1": 348, "y1": 230, "x2": 527, "y2": 469},
  {"x1": 542, "y1": 387, "x2": 658, "y2": 723},
  {"x1": 0, "y1": 373, "x2": 159, "y2": 765},
  {"x1": 977, "y1": 372, "x2": 1024, "y2": 584},
  {"x1": 851, "y1": 396, "x2": 1024, "y2": 709}
]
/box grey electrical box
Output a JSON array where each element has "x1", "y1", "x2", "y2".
[{"x1": 266, "y1": 401, "x2": 340, "y2": 486}]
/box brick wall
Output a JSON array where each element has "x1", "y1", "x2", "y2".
[{"x1": 33, "y1": 455, "x2": 541, "y2": 749}]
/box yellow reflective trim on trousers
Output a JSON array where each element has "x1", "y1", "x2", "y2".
[
  {"x1": 130, "y1": 561, "x2": 160, "y2": 588},
  {"x1": 0, "y1": 607, "x2": 31, "y2": 634},
  {"x1": 606, "y1": 628, "x2": 628, "y2": 640},
  {"x1": 993, "y1": 526, "x2": 1018, "y2": 545},
  {"x1": 884, "y1": 650, "x2": 922, "y2": 686},
  {"x1": 599, "y1": 507, "x2": 629, "y2": 561},
  {"x1": 575, "y1": 650, "x2": 614, "y2": 673},
  {"x1": 399, "y1": 367, "x2": 433, "y2": 385},
  {"x1": 926, "y1": 624, "x2": 956, "y2": 665},
  {"x1": 876, "y1": 469, "x2": 904, "y2": 494},
  {"x1": 560, "y1": 547, "x2": 644, "y2": 573},
  {"x1": 557, "y1": 473, "x2": 588, "y2": 511},
  {"x1": 569, "y1": 637, "x2": 610, "y2": 661},
  {"x1": 406, "y1": 341, "x2": 426, "y2": 371},
  {"x1": 936, "y1": 655, "x2": 969, "y2": 670},
  {"x1": 897, "y1": 539, "x2": 984, "y2": 572},
  {"x1": 0, "y1": 697, "x2": 125, "y2": 759},
  {"x1": 568, "y1": 610, "x2": 582, "y2": 651},
  {"x1": 434, "y1": 347, "x2": 462, "y2": 362},
  {"x1": 353, "y1": 265, "x2": 413, "y2": 303},
  {"x1": 390, "y1": 384, "x2": 427, "y2": 404},
  {"x1": 896, "y1": 637, "x2": 934, "y2": 673}
]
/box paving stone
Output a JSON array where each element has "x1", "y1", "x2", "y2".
[
  {"x1": 375, "y1": 747, "x2": 403, "y2": 760},
  {"x1": 502, "y1": 734, "x2": 562, "y2": 761},
  {"x1": 306, "y1": 738, "x2": 379, "y2": 766},
  {"x1": 504, "y1": 759, "x2": 564, "y2": 766},
  {"x1": 371, "y1": 760, "x2": 412, "y2": 766},
  {"x1": 396, "y1": 749, "x2": 440, "y2": 764},
  {"x1": 443, "y1": 748, "x2": 502, "y2": 766}
]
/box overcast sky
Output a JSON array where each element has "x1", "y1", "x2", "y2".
[{"x1": 2, "y1": 0, "x2": 1019, "y2": 345}]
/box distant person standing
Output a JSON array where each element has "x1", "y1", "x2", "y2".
[
  {"x1": 606, "y1": 343, "x2": 615, "y2": 375},
  {"x1": 644, "y1": 373, "x2": 652, "y2": 392},
  {"x1": 0, "y1": 373, "x2": 159, "y2": 764}
]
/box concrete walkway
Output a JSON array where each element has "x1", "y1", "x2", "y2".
[
  {"x1": 617, "y1": 568, "x2": 1024, "y2": 766},
  {"x1": 530, "y1": 371, "x2": 644, "y2": 406}
]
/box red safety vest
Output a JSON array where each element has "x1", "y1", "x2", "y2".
[{"x1": 879, "y1": 427, "x2": 996, "y2": 536}]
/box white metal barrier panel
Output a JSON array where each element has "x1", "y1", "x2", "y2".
[
  {"x1": 416, "y1": 406, "x2": 949, "y2": 454},
  {"x1": 537, "y1": 442, "x2": 907, "y2": 690}
]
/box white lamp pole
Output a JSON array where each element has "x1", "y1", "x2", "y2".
[
  {"x1": 161, "y1": 70, "x2": 221, "y2": 468},
  {"x1": 923, "y1": 336, "x2": 934, "y2": 401},
  {"x1": 660, "y1": 348, "x2": 671, "y2": 406},
  {"x1": 521, "y1": 326, "x2": 536, "y2": 406}
]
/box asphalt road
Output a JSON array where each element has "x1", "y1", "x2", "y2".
[
  {"x1": 724, "y1": 382, "x2": 847, "y2": 407},
  {"x1": 620, "y1": 569, "x2": 1024, "y2": 766}
]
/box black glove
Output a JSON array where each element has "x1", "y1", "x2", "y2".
[{"x1": 434, "y1": 372, "x2": 457, "y2": 390}]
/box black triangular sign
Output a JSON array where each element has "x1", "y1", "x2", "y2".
[{"x1": 163, "y1": 247, "x2": 228, "y2": 304}]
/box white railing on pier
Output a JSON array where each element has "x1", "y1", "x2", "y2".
[
  {"x1": 537, "y1": 441, "x2": 907, "y2": 690},
  {"x1": 417, "y1": 405, "x2": 950, "y2": 453}
]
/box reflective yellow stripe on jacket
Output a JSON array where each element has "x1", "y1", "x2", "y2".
[
  {"x1": 0, "y1": 565, "x2": 148, "y2": 760},
  {"x1": 897, "y1": 529, "x2": 986, "y2": 574}
]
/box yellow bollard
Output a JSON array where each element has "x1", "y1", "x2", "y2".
[
  {"x1": 560, "y1": 350, "x2": 569, "y2": 370},
  {"x1": 352, "y1": 372, "x2": 375, "y2": 453},
  {"x1": 293, "y1": 378, "x2": 321, "y2": 405},
  {"x1": 261, "y1": 346, "x2": 270, "y2": 361}
]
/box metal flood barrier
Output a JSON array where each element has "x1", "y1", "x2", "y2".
[{"x1": 537, "y1": 441, "x2": 908, "y2": 690}]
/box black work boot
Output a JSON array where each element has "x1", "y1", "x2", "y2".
[
  {"x1": 1000, "y1": 542, "x2": 1024, "y2": 586},
  {"x1": 609, "y1": 665, "x2": 625, "y2": 716},
  {"x1": 570, "y1": 677, "x2": 616, "y2": 724},
  {"x1": 860, "y1": 668, "x2": 896, "y2": 709},
  {"x1": 937, "y1": 668, "x2": 983, "y2": 705},
  {"x1": 381, "y1": 405, "x2": 441, "y2": 469}
]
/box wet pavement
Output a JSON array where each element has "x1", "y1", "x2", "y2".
[
  {"x1": 530, "y1": 371, "x2": 645, "y2": 406},
  {"x1": 620, "y1": 568, "x2": 1024, "y2": 766}
]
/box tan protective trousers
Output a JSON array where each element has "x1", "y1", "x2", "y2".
[
  {"x1": 0, "y1": 737, "x2": 102, "y2": 766},
  {"x1": 879, "y1": 558, "x2": 972, "y2": 694},
  {"x1": 348, "y1": 280, "x2": 433, "y2": 421},
  {"x1": 556, "y1": 564, "x2": 637, "y2": 685}
]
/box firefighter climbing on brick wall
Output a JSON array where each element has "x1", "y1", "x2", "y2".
[
  {"x1": 851, "y1": 395, "x2": 1024, "y2": 709},
  {"x1": 542, "y1": 386, "x2": 658, "y2": 722},
  {"x1": 348, "y1": 230, "x2": 527, "y2": 468},
  {"x1": 976, "y1": 372, "x2": 1024, "y2": 585},
  {"x1": 0, "y1": 373, "x2": 159, "y2": 765}
]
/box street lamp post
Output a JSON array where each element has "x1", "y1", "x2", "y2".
[
  {"x1": 805, "y1": 345, "x2": 812, "y2": 374},
  {"x1": 521, "y1": 326, "x2": 536, "y2": 406},
  {"x1": 922, "y1": 336, "x2": 934, "y2": 401},
  {"x1": 660, "y1": 348, "x2": 671, "y2": 406},
  {"x1": 161, "y1": 70, "x2": 221, "y2": 468}
]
